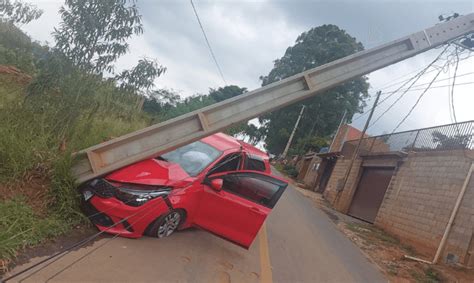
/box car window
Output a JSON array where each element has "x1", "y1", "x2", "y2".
[
  {"x1": 208, "y1": 153, "x2": 242, "y2": 175},
  {"x1": 221, "y1": 174, "x2": 284, "y2": 208},
  {"x1": 160, "y1": 141, "x2": 221, "y2": 176},
  {"x1": 244, "y1": 156, "x2": 266, "y2": 172}
]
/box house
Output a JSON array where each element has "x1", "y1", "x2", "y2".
[
  {"x1": 319, "y1": 120, "x2": 474, "y2": 266},
  {"x1": 297, "y1": 124, "x2": 368, "y2": 192}
]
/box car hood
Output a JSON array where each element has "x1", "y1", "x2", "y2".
[{"x1": 105, "y1": 159, "x2": 193, "y2": 187}]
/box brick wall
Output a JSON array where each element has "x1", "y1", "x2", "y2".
[
  {"x1": 323, "y1": 155, "x2": 363, "y2": 212},
  {"x1": 375, "y1": 150, "x2": 474, "y2": 265}
]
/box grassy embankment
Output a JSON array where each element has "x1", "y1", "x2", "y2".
[{"x1": 0, "y1": 22, "x2": 153, "y2": 268}]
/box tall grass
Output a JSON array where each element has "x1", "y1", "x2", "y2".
[{"x1": 0, "y1": 70, "x2": 152, "y2": 265}]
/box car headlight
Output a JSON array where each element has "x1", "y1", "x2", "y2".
[{"x1": 115, "y1": 187, "x2": 171, "y2": 207}]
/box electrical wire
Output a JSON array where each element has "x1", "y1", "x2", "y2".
[
  {"x1": 6, "y1": 147, "x2": 245, "y2": 282},
  {"x1": 450, "y1": 46, "x2": 461, "y2": 126},
  {"x1": 390, "y1": 59, "x2": 450, "y2": 134},
  {"x1": 368, "y1": 45, "x2": 451, "y2": 128},
  {"x1": 42, "y1": 200, "x2": 168, "y2": 283},
  {"x1": 189, "y1": 0, "x2": 227, "y2": 85},
  {"x1": 3, "y1": 206, "x2": 148, "y2": 282},
  {"x1": 352, "y1": 47, "x2": 473, "y2": 123}
]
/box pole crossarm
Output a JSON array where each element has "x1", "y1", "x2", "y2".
[{"x1": 72, "y1": 13, "x2": 474, "y2": 183}]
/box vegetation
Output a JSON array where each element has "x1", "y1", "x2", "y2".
[
  {"x1": 256, "y1": 25, "x2": 369, "y2": 155},
  {"x1": 0, "y1": 0, "x2": 370, "y2": 269}
]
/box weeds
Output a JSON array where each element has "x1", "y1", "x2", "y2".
[{"x1": 0, "y1": 198, "x2": 70, "y2": 264}]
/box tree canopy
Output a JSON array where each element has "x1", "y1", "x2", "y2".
[
  {"x1": 54, "y1": 0, "x2": 148, "y2": 75},
  {"x1": 0, "y1": 0, "x2": 43, "y2": 24},
  {"x1": 256, "y1": 24, "x2": 369, "y2": 155}
]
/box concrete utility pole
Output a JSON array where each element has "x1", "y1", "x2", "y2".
[
  {"x1": 328, "y1": 110, "x2": 347, "y2": 152},
  {"x1": 281, "y1": 105, "x2": 305, "y2": 159},
  {"x1": 333, "y1": 91, "x2": 382, "y2": 206},
  {"x1": 71, "y1": 14, "x2": 474, "y2": 183}
]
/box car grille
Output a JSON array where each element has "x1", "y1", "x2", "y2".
[{"x1": 90, "y1": 178, "x2": 116, "y2": 198}]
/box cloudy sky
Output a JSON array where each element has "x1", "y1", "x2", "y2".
[{"x1": 24, "y1": 0, "x2": 474, "y2": 136}]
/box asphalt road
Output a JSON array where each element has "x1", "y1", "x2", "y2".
[{"x1": 5, "y1": 183, "x2": 386, "y2": 283}]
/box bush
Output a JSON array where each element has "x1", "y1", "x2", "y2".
[{"x1": 283, "y1": 164, "x2": 299, "y2": 178}]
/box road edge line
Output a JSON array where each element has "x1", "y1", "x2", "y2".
[{"x1": 259, "y1": 223, "x2": 272, "y2": 283}]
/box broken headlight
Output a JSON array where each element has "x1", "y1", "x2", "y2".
[{"x1": 115, "y1": 187, "x2": 171, "y2": 207}]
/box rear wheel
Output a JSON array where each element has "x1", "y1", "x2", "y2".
[{"x1": 147, "y1": 210, "x2": 184, "y2": 238}]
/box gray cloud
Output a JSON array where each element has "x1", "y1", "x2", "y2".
[{"x1": 23, "y1": 0, "x2": 474, "y2": 136}]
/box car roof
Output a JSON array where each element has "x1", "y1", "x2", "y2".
[{"x1": 201, "y1": 133, "x2": 268, "y2": 159}]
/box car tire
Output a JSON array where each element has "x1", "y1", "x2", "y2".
[{"x1": 146, "y1": 209, "x2": 185, "y2": 238}]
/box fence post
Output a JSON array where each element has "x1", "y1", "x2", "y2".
[{"x1": 411, "y1": 130, "x2": 420, "y2": 151}]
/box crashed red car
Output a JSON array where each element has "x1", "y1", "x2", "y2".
[{"x1": 81, "y1": 133, "x2": 287, "y2": 248}]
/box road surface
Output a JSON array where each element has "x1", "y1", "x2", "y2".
[{"x1": 5, "y1": 182, "x2": 386, "y2": 283}]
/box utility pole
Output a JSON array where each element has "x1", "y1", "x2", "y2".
[
  {"x1": 328, "y1": 110, "x2": 347, "y2": 152},
  {"x1": 72, "y1": 14, "x2": 474, "y2": 183},
  {"x1": 333, "y1": 91, "x2": 382, "y2": 205},
  {"x1": 281, "y1": 105, "x2": 305, "y2": 159}
]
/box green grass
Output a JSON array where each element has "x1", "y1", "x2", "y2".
[
  {"x1": 0, "y1": 198, "x2": 71, "y2": 262},
  {"x1": 0, "y1": 72, "x2": 152, "y2": 264}
]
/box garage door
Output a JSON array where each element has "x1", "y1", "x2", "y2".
[{"x1": 348, "y1": 167, "x2": 394, "y2": 223}]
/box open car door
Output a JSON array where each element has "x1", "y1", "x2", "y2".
[{"x1": 194, "y1": 171, "x2": 288, "y2": 248}]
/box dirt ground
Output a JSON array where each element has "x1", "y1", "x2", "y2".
[
  {"x1": 0, "y1": 225, "x2": 99, "y2": 275},
  {"x1": 294, "y1": 186, "x2": 474, "y2": 283}
]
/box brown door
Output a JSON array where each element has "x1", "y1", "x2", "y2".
[{"x1": 348, "y1": 167, "x2": 394, "y2": 223}]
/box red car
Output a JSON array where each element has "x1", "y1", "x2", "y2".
[{"x1": 81, "y1": 133, "x2": 288, "y2": 248}]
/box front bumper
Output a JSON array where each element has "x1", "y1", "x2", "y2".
[{"x1": 82, "y1": 194, "x2": 170, "y2": 238}]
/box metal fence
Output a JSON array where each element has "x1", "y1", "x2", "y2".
[{"x1": 345, "y1": 120, "x2": 474, "y2": 154}]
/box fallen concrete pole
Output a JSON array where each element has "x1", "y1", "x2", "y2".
[{"x1": 72, "y1": 13, "x2": 474, "y2": 184}]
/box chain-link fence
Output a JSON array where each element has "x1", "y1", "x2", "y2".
[{"x1": 344, "y1": 120, "x2": 474, "y2": 154}]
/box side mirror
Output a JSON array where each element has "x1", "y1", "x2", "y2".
[{"x1": 210, "y1": 178, "x2": 223, "y2": 191}]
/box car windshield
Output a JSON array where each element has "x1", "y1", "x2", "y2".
[{"x1": 160, "y1": 141, "x2": 221, "y2": 176}]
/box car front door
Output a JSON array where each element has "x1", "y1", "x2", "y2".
[{"x1": 194, "y1": 171, "x2": 288, "y2": 248}]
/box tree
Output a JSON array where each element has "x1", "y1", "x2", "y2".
[
  {"x1": 432, "y1": 131, "x2": 471, "y2": 150},
  {"x1": 0, "y1": 0, "x2": 43, "y2": 24},
  {"x1": 143, "y1": 86, "x2": 247, "y2": 133},
  {"x1": 257, "y1": 25, "x2": 369, "y2": 155},
  {"x1": 116, "y1": 58, "x2": 166, "y2": 93},
  {"x1": 53, "y1": 0, "x2": 144, "y2": 74}
]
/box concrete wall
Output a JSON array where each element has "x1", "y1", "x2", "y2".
[
  {"x1": 323, "y1": 155, "x2": 363, "y2": 212},
  {"x1": 302, "y1": 155, "x2": 322, "y2": 189},
  {"x1": 375, "y1": 150, "x2": 474, "y2": 265}
]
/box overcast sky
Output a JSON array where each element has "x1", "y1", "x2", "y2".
[{"x1": 24, "y1": 0, "x2": 474, "y2": 136}]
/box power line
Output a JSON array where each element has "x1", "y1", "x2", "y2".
[
  {"x1": 450, "y1": 46, "x2": 461, "y2": 126},
  {"x1": 356, "y1": 45, "x2": 453, "y2": 127},
  {"x1": 390, "y1": 59, "x2": 450, "y2": 134},
  {"x1": 189, "y1": 0, "x2": 227, "y2": 85},
  {"x1": 352, "y1": 45, "x2": 451, "y2": 123},
  {"x1": 352, "y1": 47, "x2": 473, "y2": 123}
]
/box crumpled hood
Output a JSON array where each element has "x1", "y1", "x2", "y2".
[{"x1": 105, "y1": 159, "x2": 193, "y2": 187}]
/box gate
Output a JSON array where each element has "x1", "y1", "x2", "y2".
[{"x1": 348, "y1": 167, "x2": 394, "y2": 223}]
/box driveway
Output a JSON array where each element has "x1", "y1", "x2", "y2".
[{"x1": 5, "y1": 182, "x2": 386, "y2": 283}]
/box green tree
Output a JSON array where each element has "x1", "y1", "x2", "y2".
[
  {"x1": 0, "y1": 0, "x2": 43, "y2": 24},
  {"x1": 116, "y1": 58, "x2": 166, "y2": 93},
  {"x1": 143, "y1": 85, "x2": 248, "y2": 136},
  {"x1": 257, "y1": 25, "x2": 369, "y2": 155},
  {"x1": 432, "y1": 131, "x2": 471, "y2": 150},
  {"x1": 53, "y1": 0, "x2": 144, "y2": 74}
]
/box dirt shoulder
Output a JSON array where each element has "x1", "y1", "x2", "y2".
[
  {"x1": 1, "y1": 225, "x2": 99, "y2": 276},
  {"x1": 293, "y1": 186, "x2": 474, "y2": 283}
]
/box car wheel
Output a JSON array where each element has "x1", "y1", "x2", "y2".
[{"x1": 147, "y1": 210, "x2": 184, "y2": 238}]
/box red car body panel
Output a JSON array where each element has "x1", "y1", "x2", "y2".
[{"x1": 82, "y1": 133, "x2": 286, "y2": 249}]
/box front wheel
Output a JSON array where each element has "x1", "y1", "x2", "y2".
[{"x1": 147, "y1": 210, "x2": 184, "y2": 238}]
